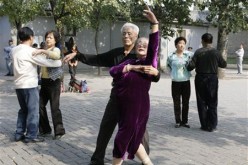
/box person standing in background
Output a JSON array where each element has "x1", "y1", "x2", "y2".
[
  {"x1": 32, "y1": 43, "x2": 38, "y2": 48},
  {"x1": 187, "y1": 33, "x2": 227, "y2": 132},
  {"x1": 188, "y1": 47, "x2": 193, "y2": 52},
  {"x1": 167, "y1": 37, "x2": 192, "y2": 128},
  {"x1": 4, "y1": 39, "x2": 15, "y2": 76},
  {"x1": 235, "y1": 43, "x2": 244, "y2": 74},
  {"x1": 68, "y1": 44, "x2": 78, "y2": 80}
]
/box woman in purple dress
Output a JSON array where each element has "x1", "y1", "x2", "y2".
[{"x1": 109, "y1": 7, "x2": 159, "y2": 165}]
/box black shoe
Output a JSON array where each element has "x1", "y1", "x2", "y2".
[
  {"x1": 39, "y1": 131, "x2": 52, "y2": 137},
  {"x1": 208, "y1": 127, "x2": 217, "y2": 132},
  {"x1": 15, "y1": 135, "x2": 25, "y2": 142},
  {"x1": 5, "y1": 73, "x2": 11, "y2": 76},
  {"x1": 181, "y1": 123, "x2": 190, "y2": 128},
  {"x1": 175, "y1": 123, "x2": 180, "y2": 128},
  {"x1": 24, "y1": 137, "x2": 44, "y2": 143},
  {"x1": 89, "y1": 160, "x2": 104, "y2": 165},
  {"x1": 200, "y1": 127, "x2": 208, "y2": 131},
  {"x1": 53, "y1": 134, "x2": 64, "y2": 140}
]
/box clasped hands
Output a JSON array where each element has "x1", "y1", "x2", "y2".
[{"x1": 124, "y1": 64, "x2": 158, "y2": 76}]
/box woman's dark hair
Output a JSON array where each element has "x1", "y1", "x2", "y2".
[
  {"x1": 40, "y1": 41, "x2": 46, "y2": 49},
  {"x1": 175, "y1": 36, "x2": 187, "y2": 46},
  {"x1": 45, "y1": 30, "x2": 61, "y2": 48},
  {"x1": 201, "y1": 33, "x2": 213, "y2": 44},
  {"x1": 18, "y1": 27, "x2": 34, "y2": 42}
]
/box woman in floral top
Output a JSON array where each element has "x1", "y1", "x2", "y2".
[{"x1": 167, "y1": 36, "x2": 193, "y2": 128}]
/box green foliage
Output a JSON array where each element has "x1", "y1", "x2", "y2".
[
  {"x1": 0, "y1": 0, "x2": 195, "y2": 39},
  {"x1": 0, "y1": 0, "x2": 46, "y2": 29},
  {"x1": 120, "y1": 0, "x2": 194, "y2": 38},
  {"x1": 198, "y1": 0, "x2": 248, "y2": 34},
  {"x1": 82, "y1": 0, "x2": 129, "y2": 31},
  {"x1": 39, "y1": 0, "x2": 89, "y2": 31}
]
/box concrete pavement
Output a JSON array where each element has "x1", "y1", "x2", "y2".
[{"x1": 0, "y1": 68, "x2": 247, "y2": 165}]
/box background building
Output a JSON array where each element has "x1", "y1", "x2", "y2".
[{"x1": 0, "y1": 15, "x2": 247, "y2": 72}]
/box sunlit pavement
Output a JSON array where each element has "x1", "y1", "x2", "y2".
[{"x1": 0, "y1": 68, "x2": 247, "y2": 165}]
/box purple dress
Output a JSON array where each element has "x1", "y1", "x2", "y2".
[{"x1": 109, "y1": 31, "x2": 159, "y2": 159}]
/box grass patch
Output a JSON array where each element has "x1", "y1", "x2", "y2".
[{"x1": 227, "y1": 56, "x2": 248, "y2": 64}]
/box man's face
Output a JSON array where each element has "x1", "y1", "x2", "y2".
[{"x1": 122, "y1": 27, "x2": 138, "y2": 47}]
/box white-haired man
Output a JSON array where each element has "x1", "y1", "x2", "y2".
[{"x1": 63, "y1": 22, "x2": 160, "y2": 165}]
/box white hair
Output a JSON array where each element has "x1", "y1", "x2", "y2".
[
  {"x1": 121, "y1": 22, "x2": 139, "y2": 35},
  {"x1": 136, "y1": 37, "x2": 149, "y2": 45}
]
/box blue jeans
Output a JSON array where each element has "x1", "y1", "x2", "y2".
[
  {"x1": 5, "y1": 58, "x2": 13, "y2": 74},
  {"x1": 15, "y1": 87, "x2": 39, "y2": 140}
]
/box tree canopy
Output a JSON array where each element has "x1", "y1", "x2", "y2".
[{"x1": 0, "y1": 0, "x2": 45, "y2": 30}]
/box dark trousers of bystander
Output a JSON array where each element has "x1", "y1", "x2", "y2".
[
  {"x1": 195, "y1": 74, "x2": 218, "y2": 131},
  {"x1": 171, "y1": 80, "x2": 191, "y2": 124}
]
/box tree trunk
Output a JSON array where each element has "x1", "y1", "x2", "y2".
[
  {"x1": 15, "y1": 21, "x2": 22, "y2": 44},
  {"x1": 217, "y1": 27, "x2": 228, "y2": 79},
  {"x1": 58, "y1": 26, "x2": 66, "y2": 56},
  {"x1": 95, "y1": 26, "x2": 101, "y2": 76}
]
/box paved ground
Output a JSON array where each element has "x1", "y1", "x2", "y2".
[{"x1": 0, "y1": 67, "x2": 247, "y2": 165}]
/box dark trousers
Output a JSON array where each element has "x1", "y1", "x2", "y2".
[
  {"x1": 39, "y1": 78, "x2": 65, "y2": 136},
  {"x1": 91, "y1": 91, "x2": 149, "y2": 164},
  {"x1": 171, "y1": 81, "x2": 191, "y2": 124},
  {"x1": 69, "y1": 65, "x2": 77, "y2": 80},
  {"x1": 195, "y1": 74, "x2": 218, "y2": 130}
]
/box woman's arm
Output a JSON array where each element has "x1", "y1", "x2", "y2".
[
  {"x1": 143, "y1": 7, "x2": 159, "y2": 68},
  {"x1": 109, "y1": 60, "x2": 130, "y2": 78},
  {"x1": 33, "y1": 47, "x2": 61, "y2": 60}
]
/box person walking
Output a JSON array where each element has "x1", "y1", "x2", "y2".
[
  {"x1": 33, "y1": 30, "x2": 65, "y2": 140},
  {"x1": 167, "y1": 37, "x2": 192, "y2": 128},
  {"x1": 4, "y1": 39, "x2": 15, "y2": 76},
  {"x1": 235, "y1": 43, "x2": 244, "y2": 74},
  {"x1": 12, "y1": 27, "x2": 62, "y2": 143},
  {"x1": 187, "y1": 33, "x2": 227, "y2": 132},
  {"x1": 63, "y1": 21, "x2": 160, "y2": 165}
]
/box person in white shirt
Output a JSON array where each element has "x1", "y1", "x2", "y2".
[
  {"x1": 12, "y1": 27, "x2": 62, "y2": 143},
  {"x1": 235, "y1": 43, "x2": 244, "y2": 74}
]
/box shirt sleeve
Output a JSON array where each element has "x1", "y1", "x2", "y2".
[
  {"x1": 187, "y1": 52, "x2": 197, "y2": 71},
  {"x1": 47, "y1": 47, "x2": 61, "y2": 60},
  {"x1": 31, "y1": 55, "x2": 62, "y2": 67},
  {"x1": 109, "y1": 60, "x2": 130, "y2": 79},
  {"x1": 217, "y1": 51, "x2": 227, "y2": 68},
  {"x1": 76, "y1": 48, "x2": 120, "y2": 67},
  {"x1": 145, "y1": 31, "x2": 159, "y2": 68}
]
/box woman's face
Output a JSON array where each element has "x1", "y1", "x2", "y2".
[
  {"x1": 45, "y1": 32, "x2": 56, "y2": 48},
  {"x1": 176, "y1": 40, "x2": 186, "y2": 52},
  {"x1": 135, "y1": 38, "x2": 148, "y2": 58}
]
